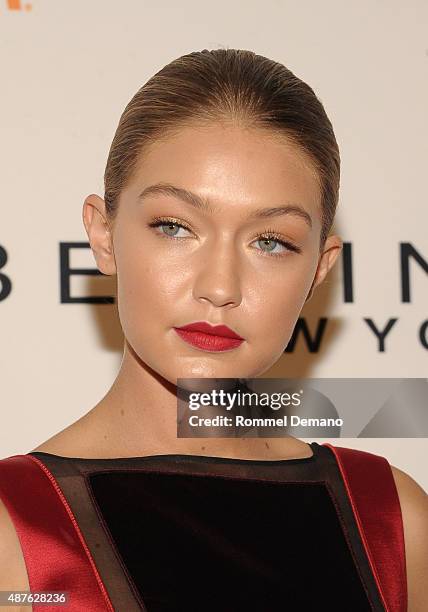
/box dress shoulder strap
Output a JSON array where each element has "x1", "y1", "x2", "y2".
[
  {"x1": 0, "y1": 454, "x2": 114, "y2": 612},
  {"x1": 322, "y1": 443, "x2": 407, "y2": 612}
]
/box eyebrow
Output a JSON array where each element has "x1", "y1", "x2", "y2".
[{"x1": 138, "y1": 182, "x2": 313, "y2": 228}]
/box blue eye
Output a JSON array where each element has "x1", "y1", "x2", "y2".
[
  {"x1": 254, "y1": 235, "x2": 300, "y2": 257},
  {"x1": 149, "y1": 219, "x2": 190, "y2": 238},
  {"x1": 148, "y1": 218, "x2": 301, "y2": 258}
]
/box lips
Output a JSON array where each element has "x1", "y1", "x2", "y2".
[
  {"x1": 175, "y1": 321, "x2": 244, "y2": 340},
  {"x1": 173, "y1": 321, "x2": 244, "y2": 352}
]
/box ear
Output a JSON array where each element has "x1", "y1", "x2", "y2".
[
  {"x1": 305, "y1": 234, "x2": 343, "y2": 302},
  {"x1": 82, "y1": 194, "x2": 116, "y2": 276}
]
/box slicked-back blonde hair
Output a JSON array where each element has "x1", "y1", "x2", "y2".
[{"x1": 104, "y1": 48, "x2": 340, "y2": 251}]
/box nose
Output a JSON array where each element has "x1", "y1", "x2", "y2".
[{"x1": 192, "y1": 242, "x2": 243, "y2": 308}]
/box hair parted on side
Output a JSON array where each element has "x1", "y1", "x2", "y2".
[{"x1": 104, "y1": 48, "x2": 340, "y2": 250}]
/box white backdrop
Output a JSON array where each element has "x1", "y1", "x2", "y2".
[{"x1": 0, "y1": 0, "x2": 427, "y2": 488}]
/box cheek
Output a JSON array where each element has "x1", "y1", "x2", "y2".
[
  {"x1": 115, "y1": 241, "x2": 184, "y2": 335},
  {"x1": 244, "y1": 272, "x2": 310, "y2": 372},
  {"x1": 249, "y1": 262, "x2": 314, "y2": 324}
]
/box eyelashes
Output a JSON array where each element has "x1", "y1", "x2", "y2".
[
  {"x1": 147, "y1": 216, "x2": 302, "y2": 258},
  {"x1": 253, "y1": 227, "x2": 302, "y2": 257}
]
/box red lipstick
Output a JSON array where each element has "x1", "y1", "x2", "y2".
[{"x1": 173, "y1": 321, "x2": 244, "y2": 352}]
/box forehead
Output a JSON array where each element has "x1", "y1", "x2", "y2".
[{"x1": 125, "y1": 122, "x2": 321, "y2": 224}]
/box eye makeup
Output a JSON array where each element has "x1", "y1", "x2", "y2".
[{"x1": 147, "y1": 216, "x2": 302, "y2": 259}]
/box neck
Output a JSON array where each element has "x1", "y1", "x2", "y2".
[{"x1": 68, "y1": 340, "x2": 313, "y2": 460}]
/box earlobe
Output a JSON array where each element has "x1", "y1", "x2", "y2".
[
  {"x1": 305, "y1": 276, "x2": 317, "y2": 303},
  {"x1": 305, "y1": 235, "x2": 343, "y2": 302},
  {"x1": 82, "y1": 194, "x2": 117, "y2": 276}
]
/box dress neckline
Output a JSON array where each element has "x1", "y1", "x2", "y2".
[{"x1": 28, "y1": 441, "x2": 319, "y2": 464}]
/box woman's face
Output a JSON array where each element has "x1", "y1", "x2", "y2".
[{"x1": 84, "y1": 122, "x2": 342, "y2": 382}]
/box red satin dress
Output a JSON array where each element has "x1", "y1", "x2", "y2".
[{"x1": 0, "y1": 442, "x2": 407, "y2": 611}]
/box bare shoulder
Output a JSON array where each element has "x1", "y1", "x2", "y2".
[
  {"x1": 0, "y1": 495, "x2": 31, "y2": 604},
  {"x1": 30, "y1": 411, "x2": 102, "y2": 457},
  {"x1": 390, "y1": 465, "x2": 428, "y2": 612}
]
